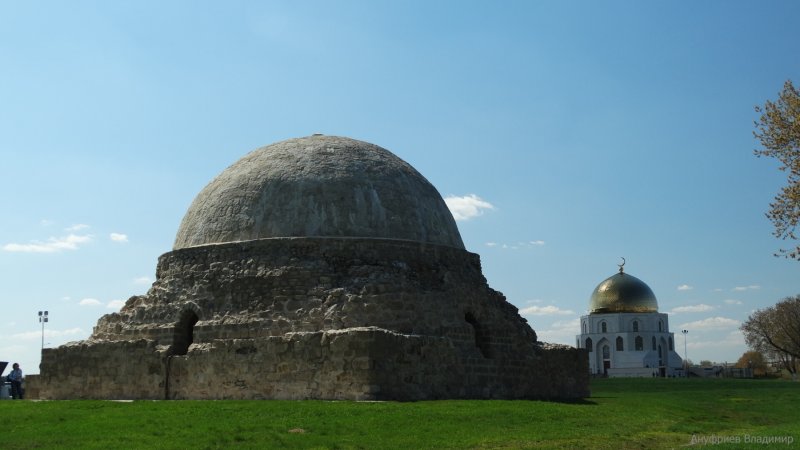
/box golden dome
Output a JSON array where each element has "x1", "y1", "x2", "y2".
[{"x1": 589, "y1": 271, "x2": 658, "y2": 314}]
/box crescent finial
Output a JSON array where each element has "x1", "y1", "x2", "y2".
[{"x1": 618, "y1": 257, "x2": 626, "y2": 273}]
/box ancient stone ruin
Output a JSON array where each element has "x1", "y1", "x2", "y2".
[{"x1": 35, "y1": 135, "x2": 588, "y2": 400}]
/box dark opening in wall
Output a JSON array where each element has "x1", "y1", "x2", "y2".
[
  {"x1": 465, "y1": 312, "x2": 492, "y2": 358},
  {"x1": 172, "y1": 310, "x2": 199, "y2": 356}
]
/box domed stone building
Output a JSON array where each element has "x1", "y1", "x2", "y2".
[
  {"x1": 35, "y1": 135, "x2": 588, "y2": 400},
  {"x1": 576, "y1": 262, "x2": 683, "y2": 377}
]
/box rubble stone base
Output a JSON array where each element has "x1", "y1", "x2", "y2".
[
  {"x1": 35, "y1": 238, "x2": 589, "y2": 400},
  {"x1": 35, "y1": 327, "x2": 587, "y2": 400}
]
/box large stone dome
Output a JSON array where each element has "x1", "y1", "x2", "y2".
[
  {"x1": 37, "y1": 134, "x2": 590, "y2": 401},
  {"x1": 589, "y1": 270, "x2": 659, "y2": 314},
  {"x1": 174, "y1": 135, "x2": 464, "y2": 250}
]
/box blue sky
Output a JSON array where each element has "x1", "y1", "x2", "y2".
[{"x1": 1, "y1": 1, "x2": 798, "y2": 375}]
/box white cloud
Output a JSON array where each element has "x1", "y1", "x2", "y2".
[
  {"x1": 533, "y1": 318, "x2": 580, "y2": 345},
  {"x1": 520, "y1": 305, "x2": 575, "y2": 316},
  {"x1": 724, "y1": 299, "x2": 743, "y2": 305},
  {"x1": 713, "y1": 288, "x2": 724, "y2": 292},
  {"x1": 686, "y1": 331, "x2": 746, "y2": 352},
  {"x1": 733, "y1": 285, "x2": 760, "y2": 291},
  {"x1": 12, "y1": 327, "x2": 85, "y2": 341},
  {"x1": 107, "y1": 299, "x2": 125, "y2": 309},
  {"x1": 110, "y1": 233, "x2": 128, "y2": 243},
  {"x1": 65, "y1": 224, "x2": 90, "y2": 232},
  {"x1": 2, "y1": 234, "x2": 92, "y2": 253},
  {"x1": 79, "y1": 298, "x2": 102, "y2": 306},
  {"x1": 679, "y1": 316, "x2": 740, "y2": 330},
  {"x1": 444, "y1": 194, "x2": 494, "y2": 221},
  {"x1": 486, "y1": 240, "x2": 545, "y2": 251},
  {"x1": 133, "y1": 276, "x2": 152, "y2": 285},
  {"x1": 40, "y1": 219, "x2": 54, "y2": 227},
  {"x1": 677, "y1": 284, "x2": 693, "y2": 291},
  {"x1": 671, "y1": 304, "x2": 714, "y2": 313}
]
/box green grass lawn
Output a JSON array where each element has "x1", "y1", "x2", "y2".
[{"x1": 3, "y1": 378, "x2": 798, "y2": 449}]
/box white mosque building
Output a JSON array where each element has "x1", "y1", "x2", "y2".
[{"x1": 576, "y1": 262, "x2": 684, "y2": 377}]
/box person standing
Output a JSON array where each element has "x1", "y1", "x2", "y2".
[{"x1": 8, "y1": 363, "x2": 23, "y2": 399}]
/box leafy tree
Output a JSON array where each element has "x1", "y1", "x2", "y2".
[
  {"x1": 754, "y1": 80, "x2": 800, "y2": 259},
  {"x1": 734, "y1": 350, "x2": 768, "y2": 377},
  {"x1": 741, "y1": 295, "x2": 800, "y2": 380},
  {"x1": 766, "y1": 347, "x2": 798, "y2": 380},
  {"x1": 699, "y1": 360, "x2": 714, "y2": 367}
]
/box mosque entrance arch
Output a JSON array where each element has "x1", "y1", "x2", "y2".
[
  {"x1": 596, "y1": 338, "x2": 611, "y2": 376},
  {"x1": 656, "y1": 335, "x2": 671, "y2": 377}
]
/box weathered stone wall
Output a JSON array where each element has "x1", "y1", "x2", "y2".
[
  {"x1": 93, "y1": 238, "x2": 536, "y2": 361},
  {"x1": 37, "y1": 328, "x2": 588, "y2": 400},
  {"x1": 168, "y1": 329, "x2": 588, "y2": 401},
  {"x1": 37, "y1": 238, "x2": 588, "y2": 400},
  {"x1": 168, "y1": 328, "x2": 459, "y2": 400},
  {"x1": 37, "y1": 340, "x2": 165, "y2": 399}
]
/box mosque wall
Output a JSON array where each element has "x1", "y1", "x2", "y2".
[{"x1": 578, "y1": 312, "x2": 684, "y2": 377}]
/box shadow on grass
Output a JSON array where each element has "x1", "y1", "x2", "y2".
[
  {"x1": 556, "y1": 398, "x2": 597, "y2": 405},
  {"x1": 534, "y1": 397, "x2": 598, "y2": 405}
]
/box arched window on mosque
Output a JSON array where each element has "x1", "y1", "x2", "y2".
[
  {"x1": 658, "y1": 320, "x2": 663, "y2": 332},
  {"x1": 635, "y1": 336, "x2": 643, "y2": 351},
  {"x1": 585, "y1": 338, "x2": 593, "y2": 352},
  {"x1": 616, "y1": 336, "x2": 624, "y2": 351},
  {"x1": 601, "y1": 322, "x2": 607, "y2": 333},
  {"x1": 652, "y1": 336, "x2": 657, "y2": 351},
  {"x1": 602, "y1": 345, "x2": 610, "y2": 359},
  {"x1": 632, "y1": 320, "x2": 639, "y2": 332},
  {"x1": 669, "y1": 337, "x2": 674, "y2": 351},
  {"x1": 583, "y1": 321, "x2": 587, "y2": 334}
]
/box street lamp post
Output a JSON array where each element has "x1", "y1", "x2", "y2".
[
  {"x1": 682, "y1": 329, "x2": 689, "y2": 377},
  {"x1": 38, "y1": 311, "x2": 49, "y2": 351}
]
